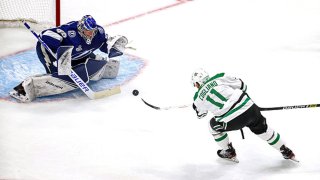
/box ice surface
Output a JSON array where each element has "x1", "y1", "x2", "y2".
[{"x1": 1, "y1": 0, "x2": 320, "y2": 179}]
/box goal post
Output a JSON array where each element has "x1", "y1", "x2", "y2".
[{"x1": 0, "y1": 0, "x2": 60, "y2": 28}]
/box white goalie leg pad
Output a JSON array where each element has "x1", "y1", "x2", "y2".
[
  {"x1": 102, "y1": 59, "x2": 120, "y2": 79},
  {"x1": 90, "y1": 59, "x2": 120, "y2": 81},
  {"x1": 258, "y1": 127, "x2": 285, "y2": 150},
  {"x1": 87, "y1": 58, "x2": 120, "y2": 81},
  {"x1": 10, "y1": 74, "x2": 78, "y2": 102},
  {"x1": 32, "y1": 74, "x2": 77, "y2": 97}
]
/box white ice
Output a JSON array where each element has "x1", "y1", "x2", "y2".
[{"x1": 1, "y1": 0, "x2": 320, "y2": 179}]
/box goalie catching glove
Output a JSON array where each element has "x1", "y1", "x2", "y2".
[{"x1": 107, "y1": 35, "x2": 128, "y2": 53}]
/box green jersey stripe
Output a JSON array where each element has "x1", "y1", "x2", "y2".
[
  {"x1": 216, "y1": 97, "x2": 251, "y2": 122},
  {"x1": 269, "y1": 133, "x2": 280, "y2": 145},
  {"x1": 215, "y1": 133, "x2": 228, "y2": 142}
]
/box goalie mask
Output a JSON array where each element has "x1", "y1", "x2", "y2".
[
  {"x1": 191, "y1": 68, "x2": 210, "y2": 88},
  {"x1": 77, "y1": 15, "x2": 97, "y2": 44}
]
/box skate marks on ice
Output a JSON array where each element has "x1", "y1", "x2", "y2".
[{"x1": 0, "y1": 50, "x2": 145, "y2": 102}]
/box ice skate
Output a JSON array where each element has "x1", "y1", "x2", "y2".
[
  {"x1": 280, "y1": 145, "x2": 299, "y2": 163},
  {"x1": 217, "y1": 143, "x2": 239, "y2": 163},
  {"x1": 9, "y1": 82, "x2": 30, "y2": 102},
  {"x1": 9, "y1": 78, "x2": 35, "y2": 103}
]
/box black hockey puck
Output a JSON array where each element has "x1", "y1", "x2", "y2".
[{"x1": 132, "y1": 89, "x2": 139, "y2": 96}]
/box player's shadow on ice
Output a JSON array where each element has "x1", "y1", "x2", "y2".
[{"x1": 260, "y1": 160, "x2": 299, "y2": 173}]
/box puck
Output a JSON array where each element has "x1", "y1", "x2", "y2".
[{"x1": 132, "y1": 89, "x2": 139, "y2": 96}]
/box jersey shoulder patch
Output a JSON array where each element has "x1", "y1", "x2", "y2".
[
  {"x1": 208, "y1": 72, "x2": 225, "y2": 81},
  {"x1": 67, "y1": 30, "x2": 76, "y2": 38},
  {"x1": 97, "y1": 26, "x2": 105, "y2": 34}
]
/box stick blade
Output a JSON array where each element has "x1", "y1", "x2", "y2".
[
  {"x1": 57, "y1": 46, "x2": 73, "y2": 75},
  {"x1": 93, "y1": 86, "x2": 121, "y2": 99},
  {"x1": 141, "y1": 98, "x2": 161, "y2": 110}
]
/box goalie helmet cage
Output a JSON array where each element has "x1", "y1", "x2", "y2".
[{"x1": 0, "y1": 0, "x2": 60, "y2": 29}]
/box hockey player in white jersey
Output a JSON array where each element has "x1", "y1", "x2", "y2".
[
  {"x1": 9, "y1": 15, "x2": 128, "y2": 102},
  {"x1": 191, "y1": 68, "x2": 297, "y2": 163}
]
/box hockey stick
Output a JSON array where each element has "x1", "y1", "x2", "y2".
[
  {"x1": 22, "y1": 20, "x2": 121, "y2": 99},
  {"x1": 259, "y1": 104, "x2": 320, "y2": 111},
  {"x1": 141, "y1": 98, "x2": 191, "y2": 110},
  {"x1": 141, "y1": 98, "x2": 320, "y2": 112}
]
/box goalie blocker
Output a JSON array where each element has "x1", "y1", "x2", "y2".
[{"x1": 9, "y1": 57, "x2": 120, "y2": 102}]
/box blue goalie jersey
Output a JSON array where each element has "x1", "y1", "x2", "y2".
[{"x1": 39, "y1": 21, "x2": 113, "y2": 63}]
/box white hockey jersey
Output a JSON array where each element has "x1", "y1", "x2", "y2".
[{"x1": 193, "y1": 73, "x2": 254, "y2": 123}]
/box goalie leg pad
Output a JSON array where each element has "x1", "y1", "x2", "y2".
[
  {"x1": 85, "y1": 58, "x2": 108, "y2": 81},
  {"x1": 32, "y1": 74, "x2": 78, "y2": 97},
  {"x1": 102, "y1": 59, "x2": 120, "y2": 79},
  {"x1": 9, "y1": 74, "x2": 77, "y2": 102},
  {"x1": 87, "y1": 58, "x2": 120, "y2": 80},
  {"x1": 64, "y1": 57, "x2": 120, "y2": 82},
  {"x1": 10, "y1": 57, "x2": 121, "y2": 102},
  {"x1": 10, "y1": 58, "x2": 114, "y2": 102},
  {"x1": 34, "y1": 59, "x2": 110, "y2": 97}
]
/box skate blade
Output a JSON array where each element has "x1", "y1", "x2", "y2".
[
  {"x1": 288, "y1": 157, "x2": 299, "y2": 163},
  {"x1": 9, "y1": 91, "x2": 28, "y2": 102},
  {"x1": 221, "y1": 157, "x2": 239, "y2": 163}
]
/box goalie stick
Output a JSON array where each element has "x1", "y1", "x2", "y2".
[{"x1": 22, "y1": 20, "x2": 120, "y2": 99}]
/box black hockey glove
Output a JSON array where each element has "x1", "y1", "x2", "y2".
[
  {"x1": 193, "y1": 103, "x2": 207, "y2": 119},
  {"x1": 210, "y1": 118, "x2": 227, "y2": 133},
  {"x1": 239, "y1": 79, "x2": 247, "y2": 92},
  {"x1": 214, "y1": 122, "x2": 227, "y2": 132}
]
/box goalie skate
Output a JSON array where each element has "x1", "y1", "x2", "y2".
[
  {"x1": 9, "y1": 86, "x2": 29, "y2": 102},
  {"x1": 9, "y1": 78, "x2": 35, "y2": 103},
  {"x1": 280, "y1": 145, "x2": 299, "y2": 163},
  {"x1": 217, "y1": 143, "x2": 239, "y2": 163},
  {"x1": 288, "y1": 157, "x2": 299, "y2": 163}
]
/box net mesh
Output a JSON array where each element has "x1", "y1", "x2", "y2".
[{"x1": 0, "y1": 0, "x2": 56, "y2": 28}]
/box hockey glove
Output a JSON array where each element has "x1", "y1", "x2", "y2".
[
  {"x1": 239, "y1": 79, "x2": 247, "y2": 92},
  {"x1": 108, "y1": 35, "x2": 128, "y2": 53},
  {"x1": 193, "y1": 103, "x2": 208, "y2": 119},
  {"x1": 211, "y1": 119, "x2": 227, "y2": 133}
]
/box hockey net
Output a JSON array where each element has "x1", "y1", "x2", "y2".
[{"x1": 0, "y1": 0, "x2": 60, "y2": 29}]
